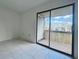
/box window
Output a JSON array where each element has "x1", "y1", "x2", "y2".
[{"x1": 36, "y1": 4, "x2": 74, "y2": 56}]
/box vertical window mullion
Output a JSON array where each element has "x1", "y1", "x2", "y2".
[{"x1": 49, "y1": 10, "x2": 51, "y2": 46}]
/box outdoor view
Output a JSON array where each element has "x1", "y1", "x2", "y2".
[{"x1": 37, "y1": 6, "x2": 73, "y2": 54}]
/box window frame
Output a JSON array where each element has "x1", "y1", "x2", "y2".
[{"x1": 36, "y1": 3, "x2": 75, "y2": 58}]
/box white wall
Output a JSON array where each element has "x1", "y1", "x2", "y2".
[
  {"x1": 0, "y1": 7, "x2": 20, "y2": 41},
  {"x1": 74, "y1": 0, "x2": 78, "y2": 59},
  {"x1": 37, "y1": 17, "x2": 44, "y2": 41},
  {"x1": 21, "y1": 0, "x2": 78, "y2": 59}
]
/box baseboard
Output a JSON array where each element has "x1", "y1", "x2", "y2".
[{"x1": 16, "y1": 37, "x2": 35, "y2": 43}]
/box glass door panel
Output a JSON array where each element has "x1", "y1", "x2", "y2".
[
  {"x1": 37, "y1": 12, "x2": 50, "y2": 46},
  {"x1": 50, "y1": 6, "x2": 73, "y2": 54}
]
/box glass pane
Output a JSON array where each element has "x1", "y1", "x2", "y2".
[
  {"x1": 37, "y1": 12, "x2": 50, "y2": 46},
  {"x1": 50, "y1": 6, "x2": 73, "y2": 54}
]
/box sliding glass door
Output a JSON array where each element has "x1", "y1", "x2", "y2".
[
  {"x1": 37, "y1": 4, "x2": 74, "y2": 56},
  {"x1": 50, "y1": 6, "x2": 73, "y2": 54},
  {"x1": 37, "y1": 12, "x2": 50, "y2": 46}
]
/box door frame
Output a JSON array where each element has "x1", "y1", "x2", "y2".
[{"x1": 36, "y1": 3, "x2": 75, "y2": 58}]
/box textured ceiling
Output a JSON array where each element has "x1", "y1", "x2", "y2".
[{"x1": 0, "y1": 0, "x2": 51, "y2": 13}]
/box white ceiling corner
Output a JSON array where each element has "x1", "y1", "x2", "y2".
[{"x1": 0, "y1": 0, "x2": 52, "y2": 13}]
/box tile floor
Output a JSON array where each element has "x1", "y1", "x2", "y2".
[{"x1": 0, "y1": 39, "x2": 72, "y2": 59}]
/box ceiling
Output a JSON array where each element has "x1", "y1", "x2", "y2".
[{"x1": 0, "y1": 0, "x2": 52, "y2": 13}]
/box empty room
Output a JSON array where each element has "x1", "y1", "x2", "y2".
[{"x1": 0, "y1": 0, "x2": 78, "y2": 59}]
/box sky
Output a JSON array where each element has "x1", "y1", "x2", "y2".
[{"x1": 45, "y1": 14, "x2": 72, "y2": 26}]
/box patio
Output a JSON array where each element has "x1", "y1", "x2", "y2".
[{"x1": 38, "y1": 30, "x2": 72, "y2": 54}]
